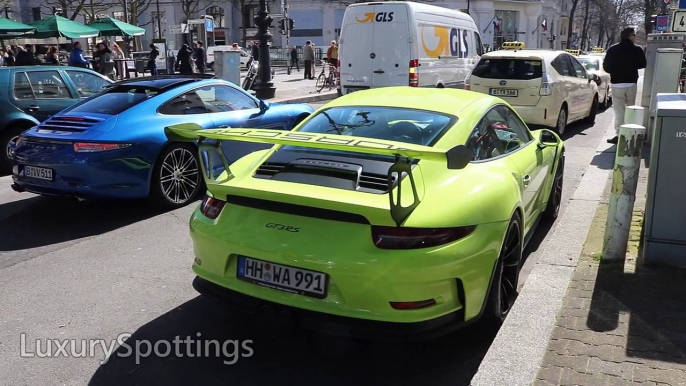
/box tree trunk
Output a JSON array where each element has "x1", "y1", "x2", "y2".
[
  {"x1": 580, "y1": 1, "x2": 590, "y2": 50},
  {"x1": 567, "y1": 0, "x2": 579, "y2": 47}
]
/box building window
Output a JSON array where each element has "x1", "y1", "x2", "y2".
[
  {"x1": 242, "y1": 5, "x2": 258, "y2": 29},
  {"x1": 494, "y1": 10, "x2": 519, "y2": 47},
  {"x1": 32, "y1": 7, "x2": 41, "y2": 22}
]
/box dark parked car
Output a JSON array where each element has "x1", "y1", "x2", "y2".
[{"x1": 0, "y1": 66, "x2": 113, "y2": 171}]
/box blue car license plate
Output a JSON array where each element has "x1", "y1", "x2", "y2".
[
  {"x1": 24, "y1": 165, "x2": 53, "y2": 181},
  {"x1": 237, "y1": 256, "x2": 328, "y2": 299}
]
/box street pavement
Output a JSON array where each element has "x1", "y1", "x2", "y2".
[{"x1": 0, "y1": 101, "x2": 615, "y2": 385}]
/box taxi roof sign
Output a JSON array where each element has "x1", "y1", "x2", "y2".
[
  {"x1": 502, "y1": 41, "x2": 525, "y2": 50},
  {"x1": 565, "y1": 49, "x2": 580, "y2": 56},
  {"x1": 591, "y1": 47, "x2": 604, "y2": 53}
]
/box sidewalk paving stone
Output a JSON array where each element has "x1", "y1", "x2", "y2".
[{"x1": 535, "y1": 150, "x2": 686, "y2": 386}]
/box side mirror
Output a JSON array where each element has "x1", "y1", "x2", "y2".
[
  {"x1": 259, "y1": 100, "x2": 269, "y2": 111},
  {"x1": 537, "y1": 129, "x2": 559, "y2": 149}
]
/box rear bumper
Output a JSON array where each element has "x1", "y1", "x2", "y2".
[
  {"x1": 11, "y1": 143, "x2": 157, "y2": 199},
  {"x1": 193, "y1": 276, "x2": 470, "y2": 342},
  {"x1": 512, "y1": 104, "x2": 557, "y2": 128}
]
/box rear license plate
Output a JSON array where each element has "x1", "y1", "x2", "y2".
[
  {"x1": 24, "y1": 166, "x2": 53, "y2": 181},
  {"x1": 237, "y1": 256, "x2": 328, "y2": 299},
  {"x1": 489, "y1": 88, "x2": 518, "y2": 97}
]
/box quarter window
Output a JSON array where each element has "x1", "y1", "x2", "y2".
[
  {"x1": 13, "y1": 72, "x2": 34, "y2": 99},
  {"x1": 466, "y1": 106, "x2": 532, "y2": 160},
  {"x1": 197, "y1": 85, "x2": 259, "y2": 112}
]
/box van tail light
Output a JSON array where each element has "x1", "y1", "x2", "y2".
[
  {"x1": 372, "y1": 225, "x2": 476, "y2": 249},
  {"x1": 73, "y1": 143, "x2": 132, "y2": 152},
  {"x1": 200, "y1": 195, "x2": 226, "y2": 219},
  {"x1": 336, "y1": 59, "x2": 341, "y2": 87},
  {"x1": 464, "y1": 70, "x2": 472, "y2": 90},
  {"x1": 409, "y1": 59, "x2": 419, "y2": 87},
  {"x1": 540, "y1": 73, "x2": 553, "y2": 96}
]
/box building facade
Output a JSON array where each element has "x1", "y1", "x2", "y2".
[{"x1": 3, "y1": 0, "x2": 573, "y2": 52}]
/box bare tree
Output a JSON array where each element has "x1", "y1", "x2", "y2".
[{"x1": 179, "y1": 0, "x2": 214, "y2": 21}]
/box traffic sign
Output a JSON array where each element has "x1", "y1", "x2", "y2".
[
  {"x1": 656, "y1": 14, "x2": 670, "y2": 31},
  {"x1": 672, "y1": 10, "x2": 686, "y2": 31},
  {"x1": 169, "y1": 24, "x2": 188, "y2": 34}
]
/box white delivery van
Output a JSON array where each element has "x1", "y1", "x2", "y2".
[
  {"x1": 206, "y1": 46, "x2": 250, "y2": 71},
  {"x1": 338, "y1": 1, "x2": 484, "y2": 95}
]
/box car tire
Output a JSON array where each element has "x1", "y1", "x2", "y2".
[
  {"x1": 554, "y1": 106, "x2": 567, "y2": 136},
  {"x1": 584, "y1": 95, "x2": 598, "y2": 124},
  {"x1": 149, "y1": 143, "x2": 204, "y2": 208},
  {"x1": 1, "y1": 126, "x2": 26, "y2": 173},
  {"x1": 483, "y1": 212, "x2": 523, "y2": 327},
  {"x1": 543, "y1": 150, "x2": 565, "y2": 221}
]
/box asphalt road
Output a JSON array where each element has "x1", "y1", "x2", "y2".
[{"x1": 0, "y1": 102, "x2": 616, "y2": 386}]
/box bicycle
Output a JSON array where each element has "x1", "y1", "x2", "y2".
[{"x1": 316, "y1": 58, "x2": 337, "y2": 93}]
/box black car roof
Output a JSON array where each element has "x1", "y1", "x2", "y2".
[{"x1": 105, "y1": 74, "x2": 216, "y2": 90}]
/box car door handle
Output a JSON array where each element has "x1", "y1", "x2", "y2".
[
  {"x1": 216, "y1": 125, "x2": 229, "y2": 128},
  {"x1": 28, "y1": 105, "x2": 40, "y2": 111},
  {"x1": 523, "y1": 174, "x2": 531, "y2": 186},
  {"x1": 373, "y1": 70, "x2": 385, "y2": 74}
]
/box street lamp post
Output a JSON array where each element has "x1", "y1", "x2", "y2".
[
  {"x1": 156, "y1": 0, "x2": 162, "y2": 39},
  {"x1": 252, "y1": 0, "x2": 276, "y2": 99}
]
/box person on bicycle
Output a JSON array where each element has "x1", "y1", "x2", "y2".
[{"x1": 327, "y1": 40, "x2": 338, "y2": 68}]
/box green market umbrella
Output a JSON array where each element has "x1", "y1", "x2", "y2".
[
  {"x1": 0, "y1": 18, "x2": 36, "y2": 37},
  {"x1": 87, "y1": 17, "x2": 145, "y2": 37},
  {"x1": 28, "y1": 15, "x2": 100, "y2": 39}
]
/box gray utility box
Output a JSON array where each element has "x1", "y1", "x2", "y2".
[{"x1": 643, "y1": 93, "x2": 686, "y2": 268}]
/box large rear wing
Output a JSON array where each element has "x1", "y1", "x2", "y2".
[{"x1": 165, "y1": 124, "x2": 473, "y2": 226}]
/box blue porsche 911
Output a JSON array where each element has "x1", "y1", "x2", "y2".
[{"x1": 9, "y1": 75, "x2": 314, "y2": 207}]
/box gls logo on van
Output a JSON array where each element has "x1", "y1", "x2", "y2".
[
  {"x1": 355, "y1": 12, "x2": 394, "y2": 23},
  {"x1": 420, "y1": 25, "x2": 470, "y2": 59}
]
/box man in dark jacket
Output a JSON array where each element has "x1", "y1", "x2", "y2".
[
  {"x1": 603, "y1": 27, "x2": 647, "y2": 144},
  {"x1": 194, "y1": 41, "x2": 206, "y2": 74},
  {"x1": 148, "y1": 43, "x2": 159, "y2": 76}
]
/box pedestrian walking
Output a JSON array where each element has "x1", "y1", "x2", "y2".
[
  {"x1": 251, "y1": 41, "x2": 259, "y2": 60},
  {"x1": 289, "y1": 46, "x2": 299, "y2": 72},
  {"x1": 148, "y1": 43, "x2": 159, "y2": 76},
  {"x1": 603, "y1": 27, "x2": 647, "y2": 144},
  {"x1": 176, "y1": 44, "x2": 194, "y2": 75},
  {"x1": 326, "y1": 40, "x2": 338, "y2": 67},
  {"x1": 194, "y1": 41, "x2": 206, "y2": 74},
  {"x1": 303, "y1": 41, "x2": 314, "y2": 80}
]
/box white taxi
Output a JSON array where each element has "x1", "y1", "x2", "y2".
[
  {"x1": 464, "y1": 48, "x2": 600, "y2": 135},
  {"x1": 577, "y1": 54, "x2": 612, "y2": 108}
]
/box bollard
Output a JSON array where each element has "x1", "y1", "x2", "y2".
[
  {"x1": 625, "y1": 105, "x2": 645, "y2": 127},
  {"x1": 602, "y1": 123, "x2": 646, "y2": 261}
]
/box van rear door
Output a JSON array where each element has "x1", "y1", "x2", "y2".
[
  {"x1": 469, "y1": 56, "x2": 543, "y2": 106},
  {"x1": 339, "y1": 4, "x2": 411, "y2": 94}
]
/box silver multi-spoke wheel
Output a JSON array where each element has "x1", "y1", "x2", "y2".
[
  {"x1": 6, "y1": 135, "x2": 19, "y2": 160},
  {"x1": 159, "y1": 147, "x2": 199, "y2": 204}
]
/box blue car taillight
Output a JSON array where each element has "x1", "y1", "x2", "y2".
[{"x1": 73, "y1": 143, "x2": 132, "y2": 152}]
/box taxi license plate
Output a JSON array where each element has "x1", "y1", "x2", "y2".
[
  {"x1": 489, "y1": 88, "x2": 518, "y2": 97},
  {"x1": 237, "y1": 256, "x2": 328, "y2": 299},
  {"x1": 24, "y1": 166, "x2": 53, "y2": 181}
]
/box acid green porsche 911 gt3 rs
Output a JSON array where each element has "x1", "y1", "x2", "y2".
[{"x1": 166, "y1": 87, "x2": 565, "y2": 341}]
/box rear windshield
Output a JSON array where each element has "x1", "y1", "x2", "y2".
[
  {"x1": 472, "y1": 58, "x2": 543, "y2": 80},
  {"x1": 66, "y1": 85, "x2": 161, "y2": 115},
  {"x1": 281, "y1": 106, "x2": 456, "y2": 158},
  {"x1": 577, "y1": 58, "x2": 600, "y2": 71}
]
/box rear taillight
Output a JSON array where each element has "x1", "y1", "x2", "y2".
[
  {"x1": 200, "y1": 195, "x2": 226, "y2": 219},
  {"x1": 372, "y1": 225, "x2": 476, "y2": 249},
  {"x1": 73, "y1": 143, "x2": 131, "y2": 152},
  {"x1": 540, "y1": 73, "x2": 553, "y2": 96},
  {"x1": 409, "y1": 59, "x2": 419, "y2": 87},
  {"x1": 464, "y1": 70, "x2": 472, "y2": 90},
  {"x1": 336, "y1": 59, "x2": 341, "y2": 87}
]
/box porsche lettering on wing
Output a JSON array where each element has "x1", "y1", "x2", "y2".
[{"x1": 212, "y1": 129, "x2": 411, "y2": 150}]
